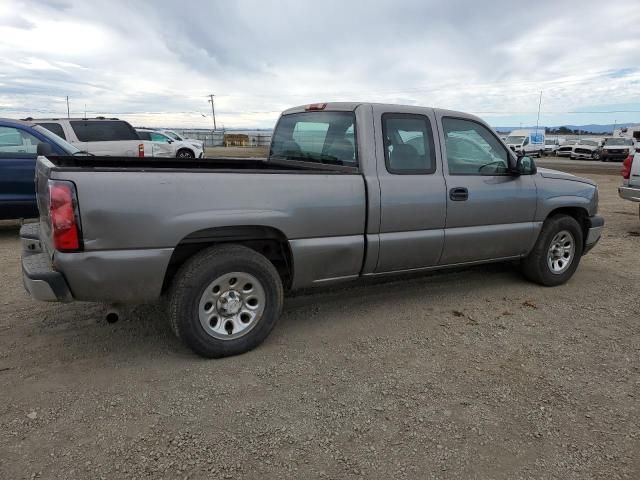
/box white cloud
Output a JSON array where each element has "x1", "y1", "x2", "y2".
[{"x1": 0, "y1": 0, "x2": 639, "y2": 128}]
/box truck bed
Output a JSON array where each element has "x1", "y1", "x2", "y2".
[{"x1": 44, "y1": 155, "x2": 359, "y2": 174}]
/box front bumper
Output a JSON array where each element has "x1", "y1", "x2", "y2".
[
  {"x1": 583, "y1": 215, "x2": 604, "y2": 255},
  {"x1": 618, "y1": 186, "x2": 640, "y2": 202},
  {"x1": 602, "y1": 152, "x2": 628, "y2": 161},
  {"x1": 21, "y1": 224, "x2": 73, "y2": 302}
]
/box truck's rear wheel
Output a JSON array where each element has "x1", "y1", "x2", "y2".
[
  {"x1": 168, "y1": 244, "x2": 283, "y2": 358},
  {"x1": 521, "y1": 215, "x2": 584, "y2": 286}
]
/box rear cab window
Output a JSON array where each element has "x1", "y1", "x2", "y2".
[
  {"x1": 70, "y1": 121, "x2": 140, "y2": 142},
  {"x1": 269, "y1": 112, "x2": 357, "y2": 167}
]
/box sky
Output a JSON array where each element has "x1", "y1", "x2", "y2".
[{"x1": 1, "y1": 0, "x2": 640, "y2": 129}]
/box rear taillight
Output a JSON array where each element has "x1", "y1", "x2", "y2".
[
  {"x1": 48, "y1": 180, "x2": 81, "y2": 252},
  {"x1": 138, "y1": 143, "x2": 145, "y2": 157},
  {"x1": 622, "y1": 155, "x2": 633, "y2": 179}
]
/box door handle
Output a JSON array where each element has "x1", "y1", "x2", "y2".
[{"x1": 449, "y1": 187, "x2": 468, "y2": 201}]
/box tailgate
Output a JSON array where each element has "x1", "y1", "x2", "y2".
[{"x1": 35, "y1": 156, "x2": 55, "y2": 258}]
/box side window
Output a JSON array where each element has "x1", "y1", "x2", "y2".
[
  {"x1": 442, "y1": 118, "x2": 510, "y2": 175},
  {"x1": 382, "y1": 114, "x2": 436, "y2": 174},
  {"x1": 0, "y1": 126, "x2": 39, "y2": 158},
  {"x1": 137, "y1": 131, "x2": 151, "y2": 140},
  {"x1": 70, "y1": 121, "x2": 139, "y2": 142},
  {"x1": 523, "y1": 137, "x2": 529, "y2": 146},
  {"x1": 36, "y1": 122, "x2": 66, "y2": 140},
  {"x1": 150, "y1": 132, "x2": 170, "y2": 143}
]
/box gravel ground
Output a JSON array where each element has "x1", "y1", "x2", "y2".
[{"x1": 0, "y1": 162, "x2": 639, "y2": 479}]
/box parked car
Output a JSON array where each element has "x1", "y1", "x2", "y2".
[
  {"x1": 570, "y1": 139, "x2": 602, "y2": 160},
  {"x1": 543, "y1": 138, "x2": 563, "y2": 156},
  {"x1": 21, "y1": 102, "x2": 603, "y2": 358},
  {"x1": 32, "y1": 117, "x2": 160, "y2": 157},
  {"x1": 556, "y1": 139, "x2": 579, "y2": 157},
  {"x1": 136, "y1": 128, "x2": 204, "y2": 158},
  {"x1": 619, "y1": 152, "x2": 640, "y2": 218},
  {"x1": 159, "y1": 129, "x2": 205, "y2": 151},
  {"x1": 505, "y1": 129, "x2": 546, "y2": 157},
  {"x1": 601, "y1": 137, "x2": 635, "y2": 162},
  {"x1": 0, "y1": 118, "x2": 85, "y2": 220}
]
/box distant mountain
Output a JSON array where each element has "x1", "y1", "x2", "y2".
[{"x1": 495, "y1": 123, "x2": 638, "y2": 134}]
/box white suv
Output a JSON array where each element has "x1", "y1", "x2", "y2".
[
  {"x1": 136, "y1": 129, "x2": 204, "y2": 158},
  {"x1": 32, "y1": 117, "x2": 160, "y2": 157}
]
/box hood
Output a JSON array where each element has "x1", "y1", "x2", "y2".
[
  {"x1": 537, "y1": 167, "x2": 596, "y2": 186},
  {"x1": 602, "y1": 145, "x2": 631, "y2": 150},
  {"x1": 574, "y1": 144, "x2": 598, "y2": 151}
]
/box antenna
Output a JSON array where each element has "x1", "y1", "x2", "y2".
[
  {"x1": 66, "y1": 96, "x2": 70, "y2": 119},
  {"x1": 535, "y1": 90, "x2": 542, "y2": 137}
]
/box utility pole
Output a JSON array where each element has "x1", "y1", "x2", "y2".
[
  {"x1": 66, "y1": 96, "x2": 70, "y2": 119},
  {"x1": 613, "y1": 119, "x2": 617, "y2": 136},
  {"x1": 207, "y1": 94, "x2": 217, "y2": 130}
]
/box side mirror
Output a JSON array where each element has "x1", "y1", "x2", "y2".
[
  {"x1": 36, "y1": 142, "x2": 52, "y2": 156},
  {"x1": 515, "y1": 155, "x2": 536, "y2": 175},
  {"x1": 167, "y1": 139, "x2": 174, "y2": 144}
]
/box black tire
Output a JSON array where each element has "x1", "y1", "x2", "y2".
[
  {"x1": 177, "y1": 148, "x2": 195, "y2": 158},
  {"x1": 168, "y1": 244, "x2": 283, "y2": 358},
  {"x1": 538, "y1": 150, "x2": 544, "y2": 158},
  {"x1": 521, "y1": 215, "x2": 584, "y2": 286}
]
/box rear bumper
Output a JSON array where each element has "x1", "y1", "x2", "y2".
[
  {"x1": 618, "y1": 186, "x2": 640, "y2": 202},
  {"x1": 21, "y1": 224, "x2": 73, "y2": 302},
  {"x1": 20, "y1": 223, "x2": 172, "y2": 303},
  {"x1": 583, "y1": 215, "x2": 604, "y2": 255}
]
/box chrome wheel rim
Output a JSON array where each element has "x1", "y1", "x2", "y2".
[
  {"x1": 547, "y1": 230, "x2": 574, "y2": 274},
  {"x1": 198, "y1": 272, "x2": 265, "y2": 340},
  {"x1": 178, "y1": 151, "x2": 193, "y2": 158}
]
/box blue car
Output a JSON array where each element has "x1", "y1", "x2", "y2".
[{"x1": 0, "y1": 118, "x2": 83, "y2": 220}]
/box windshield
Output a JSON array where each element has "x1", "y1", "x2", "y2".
[
  {"x1": 270, "y1": 111, "x2": 357, "y2": 166},
  {"x1": 580, "y1": 140, "x2": 599, "y2": 146},
  {"x1": 604, "y1": 138, "x2": 632, "y2": 146},
  {"x1": 33, "y1": 125, "x2": 81, "y2": 154},
  {"x1": 505, "y1": 135, "x2": 525, "y2": 144},
  {"x1": 165, "y1": 131, "x2": 182, "y2": 141},
  {"x1": 545, "y1": 139, "x2": 556, "y2": 145}
]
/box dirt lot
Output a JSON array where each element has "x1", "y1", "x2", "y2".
[{"x1": 1, "y1": 160, "x2": 639, "y2": 479}]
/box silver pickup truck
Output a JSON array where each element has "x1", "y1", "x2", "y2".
[{"x1": 21, "y1": 102, "x2": 604, "y2": 358}]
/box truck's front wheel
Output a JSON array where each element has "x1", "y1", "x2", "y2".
[
  {"x1": 168, "y1": 244, "x2": 283, "y2": 358},
  {"x1": 521, "y1": 215, "x2": 584, "y2": 286}
]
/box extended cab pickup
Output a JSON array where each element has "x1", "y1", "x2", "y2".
[{"x1": 21, "y1": 103, "x2": 604, "y2": 358}]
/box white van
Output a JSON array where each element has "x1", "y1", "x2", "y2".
[
  {"x1": 505, "y1": 129, "x2": 546, "y2": 157},
  {"x1": 32, "y1": 118, "x2": 162, "y2": 157}
]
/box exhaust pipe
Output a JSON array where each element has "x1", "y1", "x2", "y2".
[{"x1": 105, "y1": 305, "x2": 122, "y2": 324}]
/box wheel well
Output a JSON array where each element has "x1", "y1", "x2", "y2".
[
  {"x1": 177, "y1": 147, "x2": 194, "y2": 155},
  {"x1": 546, "y1": 207, "x2": 590, "y2": 242},
  {"x1": 161, "y1": 226, "x2": 293, "y2": 293}
]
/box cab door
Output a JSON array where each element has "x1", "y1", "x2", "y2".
[
  {"x1": 149, "y1": 132, "x2": 175, "y2": 157},
  {"x1": 372, "y1": 106, "x2": 447, "y2": 272},
  {"x1": 436, "y1": 114, "x2": 538, "y2": 265}
]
